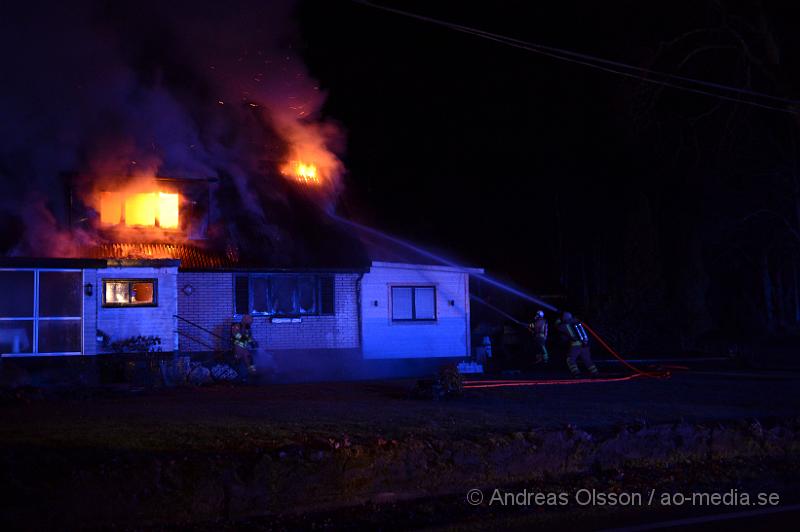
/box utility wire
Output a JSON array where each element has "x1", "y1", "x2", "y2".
[{"x1": 352, "y1": 0, "x2": 798, "y2": 114}]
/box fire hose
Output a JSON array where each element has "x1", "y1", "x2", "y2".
[
  {"x1": 327, "y1": 213, "x2": 671, "y2": 385},
  {"x1": 468, "y1": 294, "x2": 671, "y2": 386}
]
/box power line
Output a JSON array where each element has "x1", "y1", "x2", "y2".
[{"x1": 352, "y1": 0, "x2": 798, "y2": 115}]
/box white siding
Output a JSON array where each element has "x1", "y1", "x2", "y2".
[{"x1": 360, "y1": 262, "x2": 472, "y2": 359}]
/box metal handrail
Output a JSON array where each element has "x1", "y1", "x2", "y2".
[
  {"x1": 174, "y1": 328, "x2": 217, "y2": 352},
  {"x1": 174, "y1": 314, "x2": 230, "y2": 343}
]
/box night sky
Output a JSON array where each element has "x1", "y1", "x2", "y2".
[
  {"x1": 299, "y1": 0, "x2": 673, "y2": 286},
  {"x1": 298, "y1": 1, "x2": 800, "y2": 346}
]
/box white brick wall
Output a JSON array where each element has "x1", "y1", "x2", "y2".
[
  {"x1": 90, "y1": 266, "x2": 179, "y2": 353},
  {"x1": 361, "y1": 263, "x2": 472, "y2": 359},
  {"x1": 176, "y1": 272, "x2": 361, "y2": 352}
]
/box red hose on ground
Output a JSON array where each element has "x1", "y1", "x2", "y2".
[
  {"x1": 581, "y1": 322, "x2": 671, "y2": 378},
  {"x1": 462, "y1": 374, "x2": 643, "y2": 388},
  {"x1": 469, "y1": 293, "x2": 672, "y2": 386}
]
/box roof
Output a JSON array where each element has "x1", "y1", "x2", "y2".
[
  {"x1": 0, "y1": 257, "x2": 108, "y2": 269},
  {"x1": 85, "y1": 243, "x2": 237, "y2": 270},
  {"x1": 81, "y1": 242, "x2": 368, "y2": 272},
  {"x1": 371, "y1": 261, "x2": 484, "y2": 275}
]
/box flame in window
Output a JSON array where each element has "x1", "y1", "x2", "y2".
[
  {"x1": 100, "y1": 191, "x2": 180, "y2": 229},
  {"x1": 157, "y1": 193, "x2": 179, "y2": 229}
]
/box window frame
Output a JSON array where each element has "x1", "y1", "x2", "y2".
[
  {"x1": 391, "y1": 285, "x2": 437, "y2": 322},
  {"x1": 233, "y1": 274, "x2": 335, "y2": 318},
  {"x1": 0, "y1": 268, "x2": 83, "y2": 357},
  {"x1": 101, "y1": 278, "x2": 158, "y2": 308}
]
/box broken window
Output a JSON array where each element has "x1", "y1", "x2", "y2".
[
  {"x1": 252, "y1": 277, "x2": 270, "y2": 314},
  {"x1": 233, "y1": 274, "x2": 334, "y2": 317},
  {"x1": 270, "y1": 276, "x2": 297, "y2": 315},
  {"x1": 392, "y1": 286, "x2": 437, "y2": 321},
  {"x1": 102, "y1": 279, "x2": 157, "y2": 307},
  {"x1": 297, "y1": 276, "x2": 317, "y2": 314}
]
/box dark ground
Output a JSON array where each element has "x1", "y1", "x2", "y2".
[
  {"x1": 3, "y1": 368, "x2": 800, "y2": 449},
  {"x1": 2, "y1": 365, "x2": 800, "y2": 529}
]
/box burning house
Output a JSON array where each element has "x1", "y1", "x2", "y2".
[
  {"x1": 0, "y1": 168, "x2": 482, "y2": 381},
  {"x1": 0, "y1": 0, "x2": 482, "y2": 382}
]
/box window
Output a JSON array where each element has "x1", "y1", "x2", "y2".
[
  {"x1": 102, "y1": 279, "x2": 157, "y2": 307},
  {"x1": 0, "y1": 269, "x2": 82, "y2": 355},
  {"x1": 234, "y1": 274, "x2": 334, "y2": 317},
  {"x1": 392, "y1": 286, "x2": 437, "y2": 321},
  {"x1": 100, "y1": 191, "x2": 180, "y2": 229}
]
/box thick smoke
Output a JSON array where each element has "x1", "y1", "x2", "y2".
[{"x1": 0, "y1": 0, "x2": 358, "y2": 265}]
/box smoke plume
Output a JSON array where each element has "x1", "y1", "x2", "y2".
[{"x1": 0, "y1": 0, "x2": 358, "y2": 265}]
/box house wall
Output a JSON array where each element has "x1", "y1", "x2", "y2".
[
  {"x1": 88, "y1": 265, "x2": 179, "y2": 354},
  {"x1": 360, "y1": 263, "x2": 471, "y2": 359},
  {"x1": 176, "y1": 272, "x2": 361, "y2": 352}
]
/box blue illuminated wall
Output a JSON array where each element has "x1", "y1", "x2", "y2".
[{"x1": 360, "y1": 262, "x2": 472, "y2": 359}]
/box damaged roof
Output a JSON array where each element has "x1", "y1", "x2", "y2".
[{"x1": 85, "y1": 243, "x2": 236, "y2": 270}]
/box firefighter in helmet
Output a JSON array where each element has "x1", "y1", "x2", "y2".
[
  {"x1": 528, "y1": 310, "x2": 549, "y2": 364},
  {"x1": 556, "y1": 311, "x2": 599, "y2": 378},
  {"x1": 232, "y1": 315, "x2": 257, "y2": 376}
]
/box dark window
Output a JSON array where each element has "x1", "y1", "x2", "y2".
[
  {"x1": 252, "y1": 277, "x2": 269, "y2": 313},
  {"x1": 271, "y1": 276, "x2": 297, "y2": 315},
  {"x1": 103, "y1": 279, "x2": 157, "y2": 307},
  {"x1": 0, "y1": 320, "x2": 33, "y2": 354},
  {"x1": 0, "y1": 271, "x2": 34, "y2": 318},
  {"x1": 234, "y1": 274, "x2": 333, "y2": 316},
  {"x1": 234, "y1": 275, "x2": 249, "y2": 315},
  {"x1": 0, "y1": 269, "x2": 82, "y2": 355},
  {"x1": 38, "y1": 320, "x2": 82, "y2": 353},
  {"x1": 39, "y1": 271, "x2": 82, "y2": 317},
  {"x1": 297, "y1": 276, "x2": 317, "y2": 314},
  {"x1": 320, "y1": 275, "x2": 335, "y2": 315},
  {"x1": 392, "y1": 286, "x2": 437, "y2": 321}
]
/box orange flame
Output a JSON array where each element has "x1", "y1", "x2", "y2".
[
  {"x1": 276, "y1": 120, "x2": 343, "y2": 192},
  {"x1": 99, "y1": 189, "x2": 180, "y2": 229},
  {"x1": 284, "y1": 161, "x2": 319, "y2": 184}
]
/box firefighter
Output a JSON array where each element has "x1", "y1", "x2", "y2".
[
  {"x1": 528, "y1": 310, "x2": 549, "y2": 364},
  {"x1": 231, "y1": 317, "x2": 257, "y2": 376},
  {"x1": 556, "y1": 311, "x2": 599, "y2": 378}
]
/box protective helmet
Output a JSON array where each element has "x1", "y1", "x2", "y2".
[
  {"x1": 561, "y1": 311, "x2": 573, "y2": 322},
  {"x1": 534, "y1": 310, "x2": 544, "y2": 319}
]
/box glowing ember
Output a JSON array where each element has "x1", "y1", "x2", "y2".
[{"x1": 100, "y1": 190, "x2": 180, "y2": 229}]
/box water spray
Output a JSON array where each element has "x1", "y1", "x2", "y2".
[
  {"x1": 329, "y1": 212, "x2": 670, "y2": 380},
  {"x1": 328, "y1": 213, "x2": 558, "y2": 311}
]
